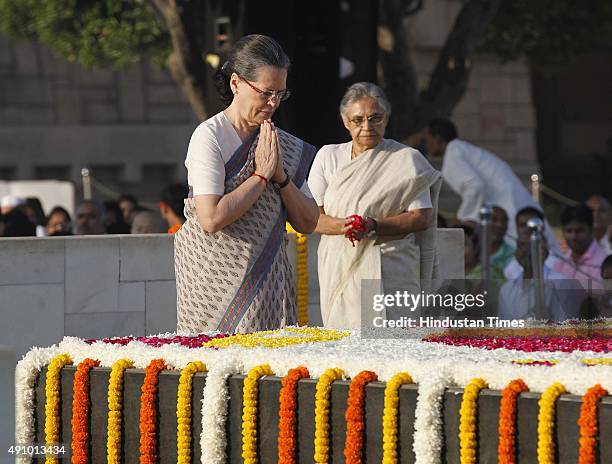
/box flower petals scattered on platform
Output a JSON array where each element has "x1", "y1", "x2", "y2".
[
  {"x1": 425, "y1": 334, "x2": 611, "y2": 353},
  {"x1": 86, "y1": 333, "x2": 229, "y2": 348}
]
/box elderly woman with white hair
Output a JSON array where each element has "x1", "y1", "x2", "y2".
[{"x1": 308, "y1": 82, "x2": 442, "y2": 328}]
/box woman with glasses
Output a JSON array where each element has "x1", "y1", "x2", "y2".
[
  {"x1": 175, "y1": 34, "x2": 319, "y2": 334},
  {"x1": 308, "y1": 82, "x2": 442, "y2": 328}
]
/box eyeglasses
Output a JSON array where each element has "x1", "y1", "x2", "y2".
[
  {"x1": 238, "y1": 75, "x2": 291, "y2": 102},
  {"x1": 348, "y1": 114, "x2": 386, "y2": 127}
]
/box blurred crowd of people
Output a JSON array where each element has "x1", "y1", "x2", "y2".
[
  {"x1": 461, "y1": 197, "x2": 612, "y2": 283},
  {"x1": 0, "y1": 183, "x2": 189, "y2": 238},
  {"x1": 459, "y1": 198, "x2": 612, "y2": 320}
]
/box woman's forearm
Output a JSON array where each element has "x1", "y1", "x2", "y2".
[
  {"x1": 314, "y1": 212, "x2": 347, "y2": 235},
  {"x1": 194, "y1": 176, "x2": 267, "y2": 233},
  {"x1": 376, "y1": 208, "x2": 432, "y2": 236},
  {"x1": 281, "y1": 181, "x2": 319, "y2": 233}
]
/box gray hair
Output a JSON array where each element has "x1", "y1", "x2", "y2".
[{"x1": 339, "y1": 82, "x2": 391, "y2": 117}]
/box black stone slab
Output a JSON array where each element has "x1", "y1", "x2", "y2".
[
  {"x1": 32, "y1": 366, "x2": 612, "y2": 463},
  {"x1": 123, "y1": 369, "x2": 145, "y2": 463},
  {"x1": 226, "y1": 375, "x2": 244, "y2": 464}
]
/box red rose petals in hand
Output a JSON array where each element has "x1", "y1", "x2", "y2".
[{"x1": 345, "y1": 214, "x2": 367, "y2": 246}]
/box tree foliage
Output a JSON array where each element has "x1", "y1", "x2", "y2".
[
  {"x1": 483, "y1": 0, "x2": 612, "y2": 65},
  {"x1": 0, "y1": 0, "x2": 168, "y2": 67}
]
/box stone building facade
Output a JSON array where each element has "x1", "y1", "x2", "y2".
[
  {"x1": 0, "y1": 0, "x2": 540, "y2": 209},
  {"x1": 0, "y1": 35, "x2": 196, "y2": 202},
  {"x1": 404, "y1": 0, "x2": 539, "y2": 210}
]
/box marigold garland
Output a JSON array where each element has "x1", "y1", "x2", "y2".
[
  {"x1": 382, "y1": 372, "x2": 413, "y2": 464},
  {"x1": 139, "y1": 359, "x2": 167, "y2": 464},
  {"x1": 344, "y1": 370, "x2": 378, "y2": 464},
  {"x1": 537, "y1": 382, "x2": 566, "y2": 464},
  {"x1": 71, "y1": 358, "x2": 100, "y2": 464},
  {"x1": 459, "y1": 377, "x2": 488, "y2": 464},
  {"x1": 314, "y1": 368, "x2": 344, "y2": 464},
  {"x1": 45, "y1": 354, "x2": 73, "y2": 464},
  {"x1": 177, "y1": 361, "x2": 207, "y2": 464},
  {"x1": 242, "y1": 364, "x2": 275, "y2": 464},
  {"x1": 203, "y1": 326, "x2": 349, "y2": 349},
  {"x1": 107, "y1": 358, "x2": 134, "y2": 464},
  {"x1": 278, "y1": 366, "x2": 310, "y2": 464},
  {"x1": 498, "y1": 379, "x2": 529, "y2": 464},
  {"x1": 286, "y1": 222, "x2": 309, "y2": 325},
  {"x1": 578, "y1": 384, "x2": 609, "y2": 464}
]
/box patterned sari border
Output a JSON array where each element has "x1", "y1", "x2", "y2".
[
  {"x1": 224, "y1": 128, "x2": 259, "y2": 180},
  {"x1": 217, "y1": 209, "x2": 287, "y2": 333}
]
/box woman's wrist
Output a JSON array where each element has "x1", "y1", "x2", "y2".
[
  {"x1": 270, "y1": 166, "x2": 284, "y2": 183},
  {"x1": 251, "y1": 172, "x2": 269, "y2": 184},
  {"x1": 365, "y1": 216, "x2": 378, "y2": 237},
  {"x1": 272, "y1": 168, "x2": 290, "y2": 189},
  {"x1": 272, "y1": 168, "x2": 288, "y2": 183}
]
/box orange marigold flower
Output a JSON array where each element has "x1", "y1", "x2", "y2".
[{"x1": 344, "y1": 371, "x2": 378, "y2": 464}]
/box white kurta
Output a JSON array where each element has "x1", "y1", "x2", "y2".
[
  {"x1": 498, "y1": 266, "x2": 583, "y2": 321},
  {"x1": 441, "y1": 139, "x2": 556, "y2": 247}
]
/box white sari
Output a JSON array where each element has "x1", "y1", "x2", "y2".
[{"x1": 317, "y1": 139, "x2": 442, "y2": 328}]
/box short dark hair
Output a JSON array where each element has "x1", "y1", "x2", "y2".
[
  {"x1": 213, "y1": 34, "x2": 291, "y2": 106},
  {"x1": 161, "y1": 183, "x2": 189, "y2": 220},
  {"x1": 602, "y1": 254, "x2": 612, "y2": 275},
  {"x1": 492, "y1": 205, "x2": 508, "y2": 220},
  {"x1": 427, "y1": 118, "x2": 458, "y2": 142},
  {"x1": 118, "y1": 194, "x2": 138, "y2": 206},
  {"x1": 25, "y1": 197, "x2": 46, "y2": 225},
  {"x1": 103, "y1": 201, "x2": 123, "y2": 221},
  {"x1": 515, "y1": 206, "x2": 544, "y2": 225},
  {"x1": 46, "y1": 206, "x2": 71, "y2": 225},
  {"x1": 560, "y1": 205, "x2": 594, "y2": 229},
  {"x1": 3, "y1": 209, "x2": 36, "y2": 237}
]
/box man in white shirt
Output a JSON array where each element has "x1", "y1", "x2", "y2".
[
  {"x1": 504, "y1": 206, "x2": 561, "y2": 279},
  {"x1": 497, "y1": 239, "x2": 583, "y2": 321},
  {"x1": 424, "y1": 118, "x2": 546, "y2": 244},
  {"x1": 585, "y1": 194, "x2": 612, "y2": 254}
]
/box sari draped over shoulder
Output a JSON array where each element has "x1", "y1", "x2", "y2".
[
  {"x1": 318, "y1": 139, "x2": 442, "y2": 328},
  {"x1": 175, "y1": 129, "x2": 316, "y2": 334}
]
